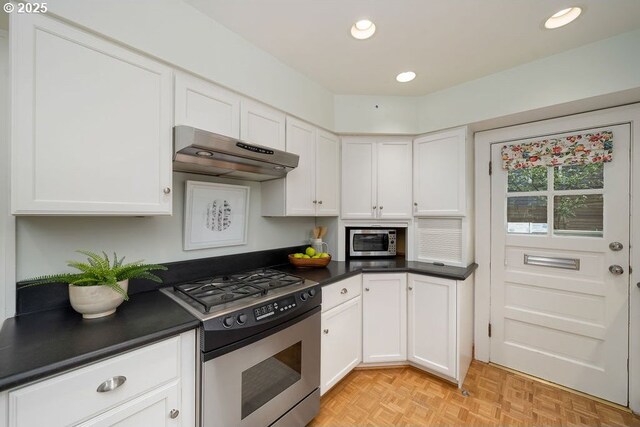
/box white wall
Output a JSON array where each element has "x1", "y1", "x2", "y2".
[
  {"x1": 15, "y1": 173, "x2": 316, "y2": 280},
  {"x1": 333, "y1": 29, "x2": 640, "y2": 135},
  {"x1": 334, "y1": 95, "x2": 418, "y2": 134},
  {"x1": 45, "y1": 0, "x2": 335, "y2": 131},
  {"x1": 0, "y1": 30, "x2": 14, "y2": 321}
]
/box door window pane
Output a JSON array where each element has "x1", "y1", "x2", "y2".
[
  {"x1": 554, "y1": 163, "x2": 603, "y2": 190},
  {"x1": 507, "y1": 196, "x2": 548, "y2": 234},
  {"x1": 553, "y1": 195, "x2": 603, "y2": 237},
  {"x1": 507, "y1": 167, "x2": 547, "y2": 192},
  {"x1": 241, "y1": 342, "x2": 302, "y2": 419}
]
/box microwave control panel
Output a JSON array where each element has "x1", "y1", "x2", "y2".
[{"x1": 388, "y1": 230, "x2": 396, "y2": 253}]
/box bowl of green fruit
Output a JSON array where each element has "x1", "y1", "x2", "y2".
[{"x1": 289, "y1": 247, "x2": 331, "y2": 268}]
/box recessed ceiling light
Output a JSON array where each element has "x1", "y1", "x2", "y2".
[
  {"x1": 351, "y1": 19, "x2": 376, "y2": 40},
  {"x1": 396, "y1": 71, "x2": 416, "y2": 83},
  {"x1": 544, "y1": 7, "x2": 582, "y2": 29}
]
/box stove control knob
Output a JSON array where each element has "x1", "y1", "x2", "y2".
[
  {"x1": 222, "y1": 316, "x2": 235, "y2": 328},
  {"x1": 237, "y1": 314, "x2": 247, "y2": 325},
  {"x1": 300, "y1": 293, "x2": 308, "y2": 301},
  {"x1": 308, "y1": 289, "x2": 316, "y2": 298}
]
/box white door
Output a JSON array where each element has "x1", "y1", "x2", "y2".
[
  {"x1": 490, "y1": 124, "x2": 630, "y2": 405},
  {"x1": 320, "y1": 296, "x2": 362, "y2": 395},
  {"x1": 362, "y1": 274, "x2": 407, "y2": 363},
  {"x1": 315, "y1": 130, "x2": 340, "y2": 216},
  {"x1": 342, "y1": 139, "x2": 376, "y2": 219},
  {"x1": 407, "y1": 274, "x2": 457, "y2": 379},
  {"x1": 285, "y1": 117, "x2": 316, "y2": 216},
  {"x1": 377, "y1": 141, "x2": 413, "y2": 219}
]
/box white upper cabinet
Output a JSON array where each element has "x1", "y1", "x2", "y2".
[
  {"x1": 174, "y1": 71, "x2": 240, "y2": 138},
  {"x1": 240, "y1": 99, "x2": 285, "y2": 150},
  {"x1": 342, "y1": 137, "x2": 412, "y2": 219},
  {"x1": 377, "y1": 142, "x2": 413, "y2": 219},
  {"x1": 284, "y1": 117, "x2": 316, "y2": 215},
  {"x1": 315, "y1": 130, "x2": 340, "y2": 216},
  {"x1": 261, "y1": 117, "x2": 339, "y2": 217},
  {"x1": 11, "y1": 13, "x2": 173, "y2": 215},
  {"x1": 413, "y1": 127, "x2": 467, "y2": 216}
]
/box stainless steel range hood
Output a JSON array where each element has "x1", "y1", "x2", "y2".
[{"x1": 173, "y1": 126, "x2": 299, "y2": 181}]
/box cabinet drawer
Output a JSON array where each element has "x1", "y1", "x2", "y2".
[
  {"x1": 322, "y1": 275, "x2": 362, "y2": 312},
  {"x1": 8, "y1": 337, "x2": 180, "y2": 427}
]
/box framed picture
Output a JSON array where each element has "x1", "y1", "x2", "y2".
[{"x1": 184, "y1": 181, "x2": 250, "y2": 250}]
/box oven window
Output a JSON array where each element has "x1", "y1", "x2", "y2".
[
  {"x1": 241, "y1": 342, "x2": 302, "y2": 419},
  {"x1": 353, "y1": 234, "x2": 388, "y2": 252}
]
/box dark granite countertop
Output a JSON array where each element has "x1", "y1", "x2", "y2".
[
  {"x1": 277, "y1": 259, "x2": 478, "y2": 286},
  {"x1": 0, "y1": 291, "x2": 198, "y2": 392}
]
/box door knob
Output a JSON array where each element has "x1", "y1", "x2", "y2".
[
  {"x1": 609, "y1": 265, "x2": 624, "y2": 275},
  {"x1": 609, "y1": 242, "x2": 623, "y2": 251}
]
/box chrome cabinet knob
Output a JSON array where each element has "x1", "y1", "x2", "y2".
[
  {"x1": 163, "y1": 187, "x2": 171, "y2": 194},
  {"x1": 372, "y1": 206, "x2": 377, "y2": 210},
  {"x1": 323, "y1": 329, "x2": 329, "y2": 334},
  {"x1": 609, "y1": 242, "x2": 623, "y2": 251},
  {"x1": 408, "y1": 286, "x2": 413, "y2": 290},
  {"x1": 414, "y1": 202, "x2": 418, "y2": 206},
  {"x1": 169, "y1": 409, "x2": 179, "y2": 419},
  {"x1": 96, "y1": 376, "x2": 126, "y2": 393},
  {"x1": 365, "y1": 287, "x2": 370, "y2": 291},
  {"x1": 340, "y1": 288, "x2": 348, "y2": 294},
  {"x1": 609, "y1": 265, "x2": 624, "y2": 275},
  {"x1": 313, "y1": 200, "x2": 317, "y2": 204},
  {"x1": 318, "y1": 200, "x2": 323, "y2": 205}
]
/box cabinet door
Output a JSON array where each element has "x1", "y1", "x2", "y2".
[
  {"x1": 11, "y1": 13, "x2": 173, "y2": 215},
  {"x1": 413, "y1": 128, "x2": 466, "y2": 216},
  {"x1": 285, "y1": 117, "x2": 316, "y2": 215},
  {"x1": 321, "y1": 296, "x2": 362, "y2": 395},
  {"x1": 78, "y1": 381, "x2": 181, "y2": 427},
  {"x1": 175, "y1": 71, "x2": 240, "y2": 138},
  {"x1": 315, "y1": 130, "x2": 340, "y2": 216},
  {"x1": 240, "y1": 99, "x2": 285, "y2": 151},
  {"x1": 362, "y1": 274, "x2": 407, "y2": 363},
  {"x1": 341, "y1": 139, "x2": 376, "y2": 219},
  {"x1": 407, "y1": 274, "x2": 457, "y2": 379},
  {"x1": 377, "y1": 141, "x2": 412, "y2": 219}
]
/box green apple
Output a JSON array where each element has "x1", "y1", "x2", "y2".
[
  {"x1": 312, "y1": 255, "x2": 320, "y2": 259},
  {"x1": 293, "y1": 253, "x2": 304, "y2": 259},
  {"x1": 305, "y1": 247, "x2": 316, "y2": 257},
  {"x1": 302, "y1": 254, "x2": 311, "y2": 259},
  {"x1": 319, "y1": 253, "x2": 330, "y2": 258}
]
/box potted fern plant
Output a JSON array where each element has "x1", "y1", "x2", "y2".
[{"x1": 24, "y1": 250, "x2": 168, "y2": 319}]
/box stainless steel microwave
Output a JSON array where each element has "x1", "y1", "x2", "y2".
[{"x1": 349, "y1": 229, "x2": 397, "y2": 257}]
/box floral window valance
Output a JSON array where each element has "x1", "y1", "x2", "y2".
[{"x1": 501, "y1": 131, "x2": 613, "y2": 170}]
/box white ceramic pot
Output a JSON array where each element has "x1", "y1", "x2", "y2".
[{"x1": 68, "y1": 279, "x2": 129, "y2": 319}]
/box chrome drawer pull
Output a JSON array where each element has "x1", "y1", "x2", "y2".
[
  {"x1": 524, "y1": 254, "x2": 580, "y2": 270},
  {"x1": 96, "y1": 376, "x2": 127, "y2": 393},
  {"x1": 340, "y1": 288, "x2": 348, "y2": 294}
]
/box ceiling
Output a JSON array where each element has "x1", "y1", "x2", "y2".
[{"x1": 185, "y1": 0, "x2": 640, "y2": 96}]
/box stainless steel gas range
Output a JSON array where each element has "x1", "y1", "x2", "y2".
[{"x1": 162, "y1": 268, "x2": 322, "y2": 427}]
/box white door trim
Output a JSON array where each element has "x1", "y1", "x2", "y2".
[{"x1": 474, "y1": 102, "x2": 640, "y2": 412}]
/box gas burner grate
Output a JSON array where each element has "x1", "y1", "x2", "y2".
[{"x1": 172, "y1": 269, "x2": 304, "y2": 313}]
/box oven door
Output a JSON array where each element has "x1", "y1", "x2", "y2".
[
  {"x1": 202, "y1": 309, "x2": 320, "y2": 427},
  {"x1": 350, "y1": 230, "x2": 390, "y2": 256}
]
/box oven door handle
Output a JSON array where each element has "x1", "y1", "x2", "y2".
[{"x1": 202, "y1": 306, "x2": 322, "y2": 362}]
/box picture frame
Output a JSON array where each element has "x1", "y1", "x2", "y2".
[{"x1": 184, "y1": 181, "x2": 250, "y2": 250}]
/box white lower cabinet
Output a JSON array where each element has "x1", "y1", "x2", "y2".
[
  {"x1": 320, "y1": 276, "x2": 362, "y2": 395},
  {"x1": 362, "y1": 274, "x2": 407, "y2": 363},
  {"x1": 3, "y1": 331, "x2": 195, "y2": 427},
  {"x1": 407, "y1": 273, "x2": 474, "y2": 385},
  {"x1": 407, "y1": 274, "x2": 456, "y2": 378}
]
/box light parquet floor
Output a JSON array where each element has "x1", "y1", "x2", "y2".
[{"x1": 309, "y1": 361, "x2": 640, "y2": 426}]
